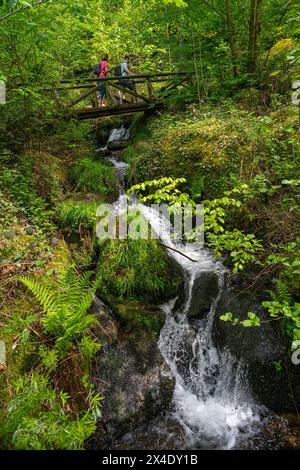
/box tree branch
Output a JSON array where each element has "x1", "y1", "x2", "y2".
[
  {"x1": 0, "y1": 0, "x2": 52, "y2": 23},
  {"x1": 200, "y1": 0, "x2": 226, "y2": 20},
  {"x1": 159, "y1": 242, "x2": 198, "y2": 262}
]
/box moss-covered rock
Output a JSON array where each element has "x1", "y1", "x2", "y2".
[
  {"x1": 97, "y1": 237, "x2": 183, "y2": 304},
  {"x1": 213, "y1": 273, "x2": 300, "y2": 411},
  {"x1": 114, "y1": 300, "x2": 165, "y2": 336},
  {"x1": 125, "y1": 106, "x2": 298, "y2": 200}
]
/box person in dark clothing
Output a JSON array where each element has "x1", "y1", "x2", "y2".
[{"x1": 119, "y1": 55, "x2": 137, "y2": 104}]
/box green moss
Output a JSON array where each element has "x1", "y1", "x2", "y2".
[
  {"x1": 56, "y1": 199, "x2": 98, "y2": 231},
  {"x1": 126, "y1": 105, "x2": 298, "y2": 200},
  {"x1": 27, "y1": 152, "x2": 67, "y2": 205},
  {"x1": 71, "y1": 157, "x2": 118, "y2": 197},
  {"x1": 0, "y1": 158, "x2": 54, "y2": 232},
  {"x1": 116, "y1": 300, "x2": 164, "y2": 336},
  {"x1": 97, "y1": 237, "x2": 182, "y2": 302}
]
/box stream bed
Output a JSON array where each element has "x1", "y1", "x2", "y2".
[{"x1": 89, "y1": 128, "x2": 300, "y2": 451}]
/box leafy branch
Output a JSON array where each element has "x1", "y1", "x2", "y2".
[{"x1": 0, "y1": 0, "x2": 53, "y2": 23}]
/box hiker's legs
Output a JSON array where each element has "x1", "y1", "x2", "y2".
[
  {"x1": 132, "y1": 83, "x2": 137, "y2": 103},
  {"x1": 119, "y1": 81, "x2": 128, "y2": 105},
  {"x1": 98, "y1": 82, "x2": 106, "y2": 107},
  {"x1": 127, "y1": 80, "x2": 137, "y2": 103},
  {"x1": 118, "y1": 90, "x2": 124, "y2": 105}
]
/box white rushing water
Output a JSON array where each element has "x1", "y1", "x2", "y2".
[
  {"x1": 107, "y1": 126, "x2": 130, "y2": 144},
  {"x1": 107, "y1": 130, "x2": 264, "y2": 450},
  {"x1": 139, "y1": 204, "x2": 263, "y2": 450}
]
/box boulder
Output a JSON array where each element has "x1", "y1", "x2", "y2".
[
  {"x1": 175, "y1": 270, "x2": 219, "y2": 319},
  {"x1": 144, "y1": 362, "x2": 175, "y2": 419},
  {"x1": 213, "y1": 274, "x2": 300, "y2": 411},
  {"x1": 106, "y1": 140, "x2": 129, "y2": 151},
  {"x1": 106, "y1": 127, "x2": 130, "y2": 151},
  {"x1": 95, "y1": 146, "x2": 111, "y2": 158},
  {"x1": 86, "y1": 297, "x2": 175, "y2": 450}
]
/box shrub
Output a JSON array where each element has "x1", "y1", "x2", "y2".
[
  {"x1": 0, "y1": 160, "x2": 53, "y2": 231},
  {"x1": 1, "y1": 373, "x2": 100, "y2": 450}
]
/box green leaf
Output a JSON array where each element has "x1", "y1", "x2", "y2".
[
  {"x1": 274, "y1": 360, "x2": 283, "y2": 372},
  {"x1": 8, "y1": 0, "x2": 18, "y2": 10}
]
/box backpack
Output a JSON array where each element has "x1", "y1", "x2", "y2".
[
  {"x1": 113, "y1": 64, "x2": 122, "y2": 77},
  {"x1": 93, "y1": 61, "x2": 102, "y2": 75}
]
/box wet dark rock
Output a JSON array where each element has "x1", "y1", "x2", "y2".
[
  {"x1": 25, "y1": 226, "x2": 34, "y2": 235},
  {"x1": 278, "y1": 413, "x2": 300, "y2": 449},
  {"x1": 113, "y1": 417, "x2": 186, "y2": 450},
  {"x1": 92, "y1": 296, "x2": 118, "y2": 344},
  {"x1": 240, "y1": 413, "x2": 300, "y2": 450},
  {"x1": 178, "y1": 271, "x2": 219, "y2": 319},
  {"x1": 106, "y1": 128, "x2": 130, "y2": 151},
  {"x1": 144, "y1": 363, "x2": 175, "y2": 419},
  {"x1": 95, "y1": 147, "x2": 111, "y2": 157},
  {"x1": 51, "y1": 237, "x2": 59, "y2": 246},
  {"x1": 239, "y1": 414, "x2": 290, "y2": 450},
  {"x1": 213, "y1": 274, "x2": 300, "y2": 411},
  {"x1": 107, "y1": 140, "x2": 129, "y2": 151},
  {"x1": 86, "y1": 297, "x2": 175, "y2": 450}
]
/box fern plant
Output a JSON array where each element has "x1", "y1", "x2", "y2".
[{"x1": 19, "y1": 267, "x2": 99, "y2": 355}]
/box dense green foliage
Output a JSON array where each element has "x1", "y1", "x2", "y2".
[
  {"x1": 56, "y1": 200, "x2": 98, "y2": 231},
  {"x1": 1, "y1": 373, "x2": 100, "y2": 450},
  {"x1": 19, "y1": 267, "x2": 100, "y2": 356},
  {"x1": 0, "y1": 267, "x2": 102, "y2": 450},
  {"x1": 125, "y1": 102, "x2": 300, "y2": 346},
  {"x1": 1, "y1": 0, "x2": 299, "y2": 144}
]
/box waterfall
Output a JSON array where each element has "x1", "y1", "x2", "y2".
[
  {"x1": 105, "y1": 129, "x2": 265, "y2": 450},
  {"x1": 139, "y1": 204, "x2": 264, "y2": 450},
  {"x1": 107, "y1": 156, "x2": 128, "y2": 195},
  {"x1": 107, "y1": 126, "x2": 130, "y2": 144}
]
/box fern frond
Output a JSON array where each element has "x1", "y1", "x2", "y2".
[
  {"x1": 19, "y1": 268, "x2": 98, "y2": 353},
  {"x1": 276, "y1": 280, "x2": 292, "y2": 303},
  {"x1": 19, "y1": 276, "x2": 57, "y2": 315}
]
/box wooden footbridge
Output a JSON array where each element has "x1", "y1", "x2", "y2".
[{"x1": 48, "y1": 72, "x2": 190, "y2": 120}]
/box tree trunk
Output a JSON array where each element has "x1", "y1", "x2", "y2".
[
  {"x1": 225, "y1": 0, "x2": 238, "y2": 78},
  {"x1": 247, "y1": 0, "x2": 262, "y2": 75}
]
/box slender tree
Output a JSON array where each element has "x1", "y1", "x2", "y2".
[
  {"x1": 225, "y1": 0, "x2": 238, "y2": 78},
  {"x1": 247, "y1": 0, "x2": 262, "y2": 75}
]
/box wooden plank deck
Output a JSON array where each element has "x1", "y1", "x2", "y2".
[{"x1": 75, "y1": 102, "x2": 162, "y2": 120}]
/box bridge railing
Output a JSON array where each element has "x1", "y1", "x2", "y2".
[{"x1": 49, "y1": 72, "x2": 190, "y2": 110}]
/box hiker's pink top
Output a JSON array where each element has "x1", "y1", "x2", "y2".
[{"x1": 99, "y1": 60, "x2": 108, "y2": 78}]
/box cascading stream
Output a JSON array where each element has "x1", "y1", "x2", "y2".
[
  {"x1": 106, "y1": 128, "x2": 265, "y2": 450},
  {"x1": 139, "y1": 205, "x2": 263, "y2": 450}
]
